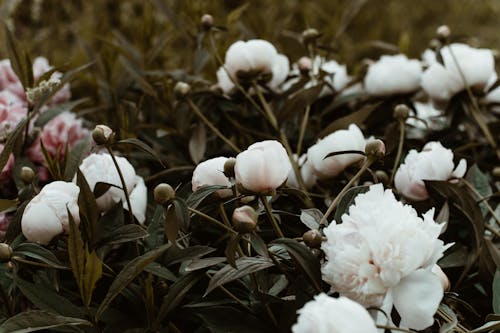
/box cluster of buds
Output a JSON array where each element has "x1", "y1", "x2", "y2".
[{"x1": 26, "y1": 78, "x2": 61, "y2": 105}]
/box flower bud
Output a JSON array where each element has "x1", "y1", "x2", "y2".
[
  {"x1": 429, "y1": 38, "x2": 441, "y2": 51},
  {"x1": 0, "y1": 243, "x2": 13, "y2": 261},
  {"x1": 493, "y1": 166, "x2": 500, "y2": 179},
  {"x1": 201, "y1": 14, "x2": 214, "y2": 30},
  {"x1": 302, "y1": 28, "x2": 320, "y2": 45},
  {"x1": 20, "y1": 166, "x2": 35, "y2": 184},
  {"x1": 303, "y1": 229, "x2": 323, "y2": 248},
  {"x1": 374, "y1": 170, "x2": 389, "y2": 185},
  {"x1": 154, "y1": 183, "x2": 176, "y2": 206},
  {"x1": 436, "y1": 25, "x2": 450, "y2": 42},
  {"x1": 393, "y1": 104, "x2": 410, "y2": 121},
  {"x1": 232, "y1": 205, "x2": 258, "y2": 233},
  {"x1": 365, "y1": 139, "x2": 386, "y2": 160},
  {"x1": 298, "y1": 56, "x2": 312, "y2": 75},
  {"x1": 174, "y1": 82, "x2": 191, "y2": 99},
  {"x1": 92, "y1": 125, "x2": 114, "y2": 145},
  {"x1": 223, "y1": 157, "x2": 236, "y2": 178}
]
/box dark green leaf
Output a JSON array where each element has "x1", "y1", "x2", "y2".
[
  {"x1": 116, "y1": 138, "x2": 165, "y2": 167},
  {"x1": 271, "y1": 238, "x2": 322, "y2": 292},
  {"x1": 195, "y1": 306, "x2": 272, "y2": 333},
  {"x1": 155, "y1": 272, "x2": 203, "y2": 324},
  {"x1": 67, "y1": 208, "x2": 84, "y2": 290},
  {"x1": 333, "y1": 185, "x2": 371, "y2": 223},
  {"x1": 205, "y1": 256, "x2": 274, "y2": 296},
  {"x1": 93, "y1": 182, "x2": 118, "y2": 199},
  {"x1": 95, "y1": 202, "x2": 125, "y2": 246},
  {"x1": 224, "y1": 235, "x2": 241, "y2": 268},
  {"x1": 174, "y1": 198, "x2": 190, "y2": 231},
  {"x1": 144, "y1": 262, "x2": 177, "y2": 281},
  {"x1": 82, "y1": 249, "x2": 102, "y2": 307},
  {"x1": 144, "y1": 205, "x2": 165, "y2": 251},
  {"x1": 470, "y1": 320, "x2": 500, "y2": 333},
  {"x1": 493, "y1": 270, "x2": 500, "y2": 314},
  {"x1": 249, "y1": 233, "x2": 269, "y2": 258},
  {"x1": 164, "y1": 204, "x2": 179, "y2": 245},
  {"x1": 277, "y1": 83, "x2": 324, "y2": 121},
  {"x1": 63, "y1": 137, "x2": 91, "y2": 181},
  {"x1": 95, "y1": 243, "x2": 170, "y2": 319},
  {"x1": 186, "y1": 185, "x2": 228, "y2": 209},
  {"x1": 184, "y1": 257, "x2": 226, "y2": 272},
  {"x1": 4, "y1": 25, "x2": 33, "y2": 89},
  {"x1": 0, "y1": 199, "x2": 17, "y2": 213},
  {"x1": 318, "y1": 102, "x2": 380, "y2": 138},
  {"x1": 76, "y1": 168, "x2": 99, "y2": 243},
  {"x1": 299, "y1": 208, "x2": 323, "y2": 230},
  {"x1": 14, "y1": 277, "x2": 85, "y2": 318},
  {"x1": 13, "y1": 243, "x2": 65, "y2": 269},
  {"x1": 164, "y1": 245, "x2": 216, "y2": 266},
  {"x1": 0, "y1": 310, "x2": 91, "y2": 333},
  {"x1": 103, "y1": 224, "x2": 149, "y2": 245},
  {"x1": 0, "y1": 118, "x2": 28, "y2": 173}
]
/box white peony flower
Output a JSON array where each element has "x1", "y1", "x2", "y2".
[
  {"x1": 306, "y1": 124, "x2": 366, "y2": 179},
  {"x1": 217, "y1": 39, "x2": 289, "y2": 94},
  {"x1": 321, "y1": 184, "x2": 452, "y2": 330},
  {"x1": 394, "y1": 141, "x2": 467, "y2": 201},
  {"x1": 292, "y1": 293, "x2": 377, "y2": 333},
  {"x1": 405, "y1": 102, "x2": 448, "y2": 139},
  {"x1": 235, "y1": 140, "x2": 291, "y2": 194},
  {"x1": 421, "y1": 43, "x2": 495, "y2": 101},
  {"x1": 364, "y1": 54, "x2": 422, "y2": 96},
  {"x1": 77, "y1": 153, "x2": 147, "y2": 224},
  {"x1": 192, "y1": 157, "x2": 233, "y2": 198},
  {"x1": 22, "y1": 181, "x2": 80, "y2": 244},
  {"x1": 286, "y1": 154, "x2": 317, "y2": 189}
]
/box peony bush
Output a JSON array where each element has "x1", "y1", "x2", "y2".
[{"x1": 0, "y1": 5, "x2": 499, "y2": 333}]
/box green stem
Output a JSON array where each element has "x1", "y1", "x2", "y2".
[
  {"x1": 259, "y1": 195, "x2": 284, "y2": 238},
  {"x1": 188, "y1": 207, "x2": 237, "y2": 235},
  {"x1": 296, "y1": 105, "x2": 310, "y2": 156},
  {"x1": 186, "y1": 98, "x2": 240, "y2": 153},
  {"x1": 106, "y1": 146, "x2": 134, "y2": 224},
  {"x1": 318, "y1": 158, "x2": 374, "y2": 227},
  {"x1": 252, "y1": 82, "x2": 278, "y2": 130},
  {"x1": 389, "y1": 120, "x2": 405, "y2": 186}
]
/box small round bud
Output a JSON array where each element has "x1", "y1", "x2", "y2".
[
  {"x1": 92, "y1": 125, "x2": 114, "y2": 145},
  {"x1": 375, "y1": 170, "x2": 389, "y2": 185},
  {"x1": 174, "y1": 82, "x2": 191, "y2": 99},
  {"x1": 429, "y1": 38, "x2": 441, "y2": 51},
  {"x1": 298, "y1": 56, "x2": 312, "y2": 75},
  {"x1": 201, "y1": 14, "x2": 214, "y2": 30},
  {"x1": 302, "y1": 28, "x2": 320, "y2": 45},
  {"x1": 492, "y1": 166, "x2": 500, "y2": 178},
  {"x1": 0, "y1": 243, "x2": 13, "y2": 261},
  {"x1": 303, "y1": 229, "x2": 323, "y2": 249},
  {"x1": 20, "y1": 166, "x2": 35, "y2": 184},
  {"x1": 365, "y1": 139, "x2": 386, "y2": 160},
  {"x1": 393, "y1": 104, "x2": 410, "y2": 121},
  {"x1": 436, "y1": 25, "x2": 450, "y2": 42},
  {"x1": 154, "y1": 183, "x2": 176, "y2": 205},
  {"x1": 223, "y1": 157, "x2": 236, "y2": 178},
  {"x1": 232, "y1": 205, "x2": 258, "y2": 233}
]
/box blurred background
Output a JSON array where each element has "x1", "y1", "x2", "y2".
[{"x1": 1, "y1": 0, "x2": 499, "y2": 71}]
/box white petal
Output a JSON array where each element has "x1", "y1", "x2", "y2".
[
  {"x1": 126, "y1": 176, "x2": 148, "y2": 224},
  {"x1": 392, "y1": 269, "x2": 443, "y2": 330},
  {"x1": 451, "y1": 158, "x2": 467, "y2": 178}
]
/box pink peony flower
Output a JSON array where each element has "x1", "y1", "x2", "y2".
[
  {"x1": 25, "y1": 111, "x2": 89, "y2": 165},
  {"x1": 0, "y1": 90, "x2": 27, "y2": 135},
  {"x1": 394, "y1": 141, "x2": 467, "y2": 201}
]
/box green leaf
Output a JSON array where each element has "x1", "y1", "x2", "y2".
[
  {"x1": 144, "y1": 262, "x2": 177, "y2": 281},
  {"x1": 116, "y1": 138, "x2": 165, "y2": 167},
  {"x1": 439, "y1": 304, "x2": 458, "y2": 333},
  {"x1": 271, "y1": 238, "x2": 322, "y2": 292},
  {"x1": 205, "y1": 256, "x2": 274, "y2": 296},
  {"x1": 299, "y1": 208, "x2": 323, "y2": 230},
  {"x1": 195, "y1": 306, "x2": 272, "y2": 333},
  {"x1": 277, "y1": 84, "x2": 324, "y2": 121},
  {"x1": 67, "y1": 208, "x2": 84, "y2": 291},
  {"x1": 318, "y1": 102, "x2": 380, "y2": 138},
  {"x1": 0, "y1": 118, "x2": 28, "y2": 173},
  {"x1": 155, "y1": 272, "x2": 203, "y2": 324},
  {"x1": 81, "y1": 249, "x2": 102, "y2": 307},
  {"x1": 469, "y1": 320, "x2": 500, "y2": 333},
  {"x1": 493, "y1": 270, "x2": 500, "y2": 314},
  {"x1": 93, "y1": 182, "x2": 119, "y2": 199},
  {"x1": 164, "y1": 204, "x2": 180, "y2": 245},
  {"x1": 466, "y1": 164, "x2": 493, "y2": 215},
  {"x1": 0, "y1": 199, "x2": 17, "y2": 213},
  {"x1": 76, "y1": 168, "x2": 99, "y2": 243},
  {"x1": 144, "y1": 205, "x2": 165, "y2": 251},
  {"x1": 0, "y1": 310, "x2": 91, "y2": 333},
  {"x1": 95, "y1": 243, "x2": 171, "y2": 319},
  {"x1": 333, "y1": 185, "x2": 371, "y2": 223},
  {"x1": 163, "y1": 245, "x2": 216, "y2": 266},
  {"x1": 14, "y1": 277, "x2": 85, "y2": 318},
  {"x1": 186, "y1": 185, "x2": 228, "y2": 209},
  {"x1": 95, "y1": 202, "x2": 125, "y2": 247},
  {"x1": 13, "y1": 243, "x2": 66, "y2": 269},
  {"x1": 34, "y1": 99, "x2": 89, "y2": 128},
  {"x1": 184, "y1": 257, "x2": 227, "y2": 272},
  {"x1": 224, "y1": 235, "x2": 241, "y2": 269},
  {"x1": 63, "y1": 137, "x2": 91, "y2": 181},
  {"x1": 4, "y1": 201, "x2": 28, "y2": 244},
  {"x1": 4, "y1": 25, "x2": 33, "y2": 89},
  {"x1": 101, "y1": 224, "x2": 149, "y2": 245}
]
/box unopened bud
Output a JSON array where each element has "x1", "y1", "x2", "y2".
[
  {"x1": 298, "y1": 56, "x2": 312, "y2": 75},
  {"x1": 393, "y1": 104, "x2": 410, "y2": 120},
  {"x1": 429, "y1": 38, "x2": 441, "y2": 51},
  {"x1": 201, "y1": 14, "x2": 214, "y2": 30},
  {"x1": 92, "y1": 125, "x2": 114, "y2": 145},
  {"x1": 436, "y1": 25, "x2": 450, "y2": 42},
  {"x1": 20, "y1": 166, "x2": 35, "y2": 184},
  {"x1": 303, "y1": 229, "x2": 323, "y2": 248},
  {"x1": 302, "y1": 28, "x2": 320, "y2": 45},
  {"x1": 154, "y1": 183, "x2": 176, "y2": 205},
  {"x1": 493, "y1": 166, "x2": 500, "y2": 178},
  {"x1": 365, "y1": 139, "x2": 386, "y2": 160},
  {"x1": 0, "y1": 243, "x2": 13, "y2": 261},
  {"x1": 174, "y1": 82, "x2": 191, "y2": 99},
  {"x1": 375, "y1": 170, "x2": 389, "y2": 185},
  {"x1": 223, "y1": 158, "x2": 236, "y2": 178},
  {"x1": 232, "y1": 205, "x2": 258, "y2": 233},
  {"x1": 26, "y1": 78, "x2": 60, "y2": 105}
]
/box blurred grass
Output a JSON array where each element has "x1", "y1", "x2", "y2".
[{"x1": 1, "y1": 0, "x2": 499, "y2": 87}]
